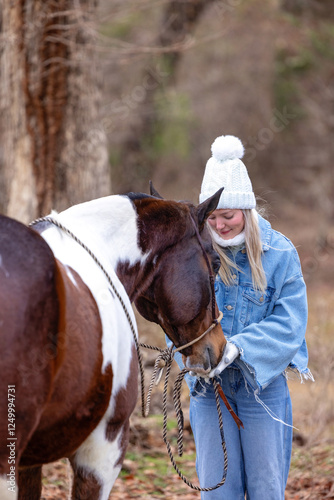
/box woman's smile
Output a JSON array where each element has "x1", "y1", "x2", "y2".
[{"x1": 208, "y1": 209, "x2": 245, "y2": 240}]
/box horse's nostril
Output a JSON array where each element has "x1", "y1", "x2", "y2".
[
  {"x1": 184, "y1": 347, "x2": 212, "y2": 374},
  {"x1": 208, "y1": 345, "x2": 219, "y2": 371},
  {"x1": 203, "y1": 350, "x2": 211, "y2": 372}
]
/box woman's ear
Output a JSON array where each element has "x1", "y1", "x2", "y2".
[{"x1": 196, "y1": 188, "x2": 224, "y2": 230}]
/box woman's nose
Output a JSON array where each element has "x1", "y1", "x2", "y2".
[{"x1": 216, "y1": 219, "x2": 225, "y2": 230}]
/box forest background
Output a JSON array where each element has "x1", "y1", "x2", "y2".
[{"x1": 0, "y1": 0, "x2": 333, "y2": 498}]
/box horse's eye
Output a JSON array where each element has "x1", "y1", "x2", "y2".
[{"x1": 212, "y1": 256, "x2": 221, "y2": 275}]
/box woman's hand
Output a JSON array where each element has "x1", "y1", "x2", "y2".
[{"x1": 208, "y1": 342, "x2": 240, "y2": 378}]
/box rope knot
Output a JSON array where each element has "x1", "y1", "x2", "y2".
[{"x1": 155, "y1": 346, "x2": 174, "y2": 385}]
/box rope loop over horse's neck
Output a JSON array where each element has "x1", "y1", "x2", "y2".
[{"x1": 29, "y1": 216, "x2": 148, "y2": 415}]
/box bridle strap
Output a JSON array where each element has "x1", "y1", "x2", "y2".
[
  {"x1": 190, "y1": 214, "x2": 217, "y2": 321},
  {"x1": 173, "y1": 310, "x2": 223, "y2": 353}
]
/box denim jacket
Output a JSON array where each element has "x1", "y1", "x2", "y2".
[{"x1": 171, "y1": 215, "x2": 313, "y2": 394}]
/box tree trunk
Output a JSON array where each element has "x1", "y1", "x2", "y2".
[{"x1": 0, "y1": 0, "x2": 109, "y2": 223}]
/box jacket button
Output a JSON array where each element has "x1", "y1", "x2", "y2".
[
  {"x1": 241, "y1": 249, "x2": 246, "y2": 254},
  {"x1": 226, "y1": 305, "x2": 233, "y2": 311},
  {"x1": 259, "y1": 296, "x2": 264, "y2": 302},
  {"x1": 232, "y1": 274, "x2": 237, "y2": 280}
]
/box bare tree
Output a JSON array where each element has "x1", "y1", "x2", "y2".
[
  {"x1": 0, "y1": 0, "x2": 110, "y2": 223},
  {"x1": 280, "y1": 0, "x2": 334, "y2": 228},
  {"x1": 116, "y1": 0, "x2": 215, "y2": 193}
]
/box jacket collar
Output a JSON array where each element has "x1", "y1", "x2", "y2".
[{"x1": 258, "y1": 214, "x2": 272, "y2": 252}]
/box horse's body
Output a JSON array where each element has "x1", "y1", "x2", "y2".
[{"x1": 0, "y1": 192, "x2": 225, "y2": 499}]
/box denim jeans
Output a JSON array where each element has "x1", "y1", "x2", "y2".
[{"x1": 189, "y1": 367, "x2": 293, "y2": 500}]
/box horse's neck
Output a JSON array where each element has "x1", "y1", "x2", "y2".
[{"x1": 45, "y1": 195, "x2": 146, "y2": 284}]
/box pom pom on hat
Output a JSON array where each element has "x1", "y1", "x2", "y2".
[
  {"x1": 199, "y1": 134, "x2": 256, "y2": 210},
  {"x1": 211, "y1": 135, "x2": 245, "y2": 162}
]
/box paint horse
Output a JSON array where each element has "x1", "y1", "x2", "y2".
[{"x1": 0, "y1": 189, "x2": 226, "y2": 500}]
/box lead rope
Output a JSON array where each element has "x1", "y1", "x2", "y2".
[
  {"x1": 140, "y1": 343, "x2": 228, "y2": 491},
  {"x1": 168, "y1": 371, "x2": 228, "y2": 490},
  {"x1": 29, "y1": 216, "x2": 229, "y2": 492}
]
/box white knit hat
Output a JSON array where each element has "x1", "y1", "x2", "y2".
[{"x1": 199, "y1": 135, "x2": 256, "y2": 209}]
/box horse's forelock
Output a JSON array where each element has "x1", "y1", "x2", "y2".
[{"x1": 131, "y1": 197, "x2": 194, "y2": 254}]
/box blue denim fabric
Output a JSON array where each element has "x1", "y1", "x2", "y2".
[
  {"x1": 217, "y1": 215, "x2": 311, "y2": 391},
  {"x1": 170, "y1": 215, "x2": 312, "y2": 394},
  {"x1": 190, "y1": 367, "x2": 293, "y2": 500},
  {"x1": 166, "y1": 215, "x2": 311, "y2": 499}
]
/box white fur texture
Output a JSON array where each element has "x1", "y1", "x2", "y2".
[
  {"x1": 209, "y1": 226, "x2": 246, "y2": 248},
  {"x1": 211, "y1": 135, "x2": 244, "y2": 161},
  {"x1": 73, "y1": 419, "x2": 123, "y2": 500}
]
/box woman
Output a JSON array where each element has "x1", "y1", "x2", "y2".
[{"x1": 172, "y1": 135, "x2": 313, "y2": 499}]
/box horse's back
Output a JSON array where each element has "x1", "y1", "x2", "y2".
[
  {"x1": 0, "y1": 215, "x2": 59, "y2": 467},
  {"x1": 0, "y1": 214, "x2": 59, "y2": 342}
]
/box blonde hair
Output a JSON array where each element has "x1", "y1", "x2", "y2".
[{"x1": 213, "y1": 209, "x2": 267, "y2": 293}]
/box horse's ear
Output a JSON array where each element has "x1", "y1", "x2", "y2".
[
  {"x1": 196, "y1": 188, "x2": 224, "y2": 229},
  {"x1": 149, "y1": 181, "x2": 163, "y2": 199}
]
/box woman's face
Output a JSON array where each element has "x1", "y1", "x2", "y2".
[{"x1": 207, "y1": 209, "x2": 245, "y2": 240}]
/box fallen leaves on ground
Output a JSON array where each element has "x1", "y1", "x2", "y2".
[
  {"x1": 41, "y1": 411, "x2": 334, "y2": 500},
  {"x1": 285, "y1": 445, "x2": 334, "y2": 500}
]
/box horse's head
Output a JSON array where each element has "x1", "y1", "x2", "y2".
[{"x1": 122, "y1": 187, "x2": 226, "y2": 376}]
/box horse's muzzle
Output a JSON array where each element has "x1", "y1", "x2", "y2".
[{"x1": 182, "y1": 345, "x2": 217, "y2": 376}]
